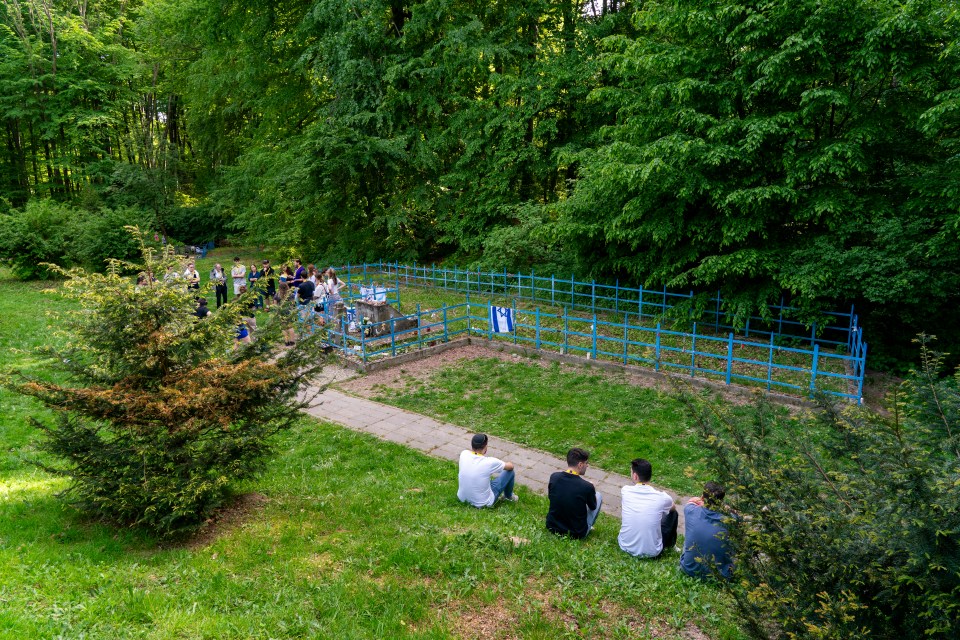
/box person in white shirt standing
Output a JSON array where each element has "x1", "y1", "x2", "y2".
[
  {"x1": 618, "y1": 458, "x2": 678, "y2": 558},
  {"x1": 457, "y1": 433, "x2": 518, "y2": 507}
]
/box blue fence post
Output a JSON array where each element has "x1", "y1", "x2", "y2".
[
  {"x1": 563, "y1": 307, "x2": 569, "y2": 354},
  {"x1": 849, "y1": 304, "x2": 856, "y2": 351},
  {"x1": 466, "y1": 291, "x2": 472, "y2": 335},
  {"x1": 776, "y1": 296, "x2": 784, "y2": 337},
  {"x1": 570, "y1": 275, "x2": 575, "y2": 307},
  {"x1": 638, "y1": 285, "x2": 644, "y2": 320},
  {"x1": 623, "y1": 313, "x2": 629, "y2": 364},
  {"x1": 655, "y1": 323, "x2": 661, "y2": 371},
  {"x1": 551, "y1": 275, "x2": 555, "y2": 305},
  {"x1": 592, "y1": 313, "x2": 598, "y2": 359},
  {"x1": 360, "y1": 317, "x2": 366, "y2": 361},
  {"x1": 725, "y1": 333, "x2": 734, "y2": 385},
  {"x1": 342, "y1": 316, "x2": 348, "y2": 353},
  {"x1": 416, "y1": 303, "x2": 423, "y2": 349},
  {"x1": 504, "y1": 267, "x2": 507, "y2": 295},
  {"x1": 615, "y1": 279, "x2": 619, "y2": 313},
  {"x1": 535, "y1": 308, "x2": 541, "y2": 350},
  {"x1": 442, "y1": 304, "x2": 448, "y2": 342},
  {"x1": 745, "y1": 317, "x2": 750, "y2": 338},
  {"x1": 531, "y1": 269, "x2": 536, "y2": 302},
  {"x1": 591, "y1": 280, "x2": 596, "y2": 315},
  {"x1": 691, "y1": 322, "x2": 697, "y2": 376},
  {"x1": 857, "y1": 343, "x2": 868, "y2": 403},
  {"x1": 809, "y1": 343, "x2": 820, "y2": 398},
  {"x1": 488, "y1": 300, "x2": 493, "y2": 342},
  {"x1": 767, "y1": 333, "x2": 775, "y2": 391},
  {"x1": 513, "y1": 298, "x2": 518, "y2": 345},
  {"x1": 810, "y1": 321, "x2": 817, "y2": 346},
  {"x1": 390, "y1": 317, "x2": 396, "y2": 356},
  {"x1": 715, "y1": 290, "x2": 721, "y2": 333}
]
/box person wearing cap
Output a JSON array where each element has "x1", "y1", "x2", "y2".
[{"x1": 457, "y1": 433, "x2": 517, "y2": 507}]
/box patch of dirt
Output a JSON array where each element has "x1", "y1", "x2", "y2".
[
  {"x1": 447, "y1": 583, "x2": 714, "y2": 639},
  {"x1": 859, "y1": 368, "x2": 903, "y2": 414},
  {"x1": 174, "y1": 492, "x2": 270, "y2": 550},
  {"x1": 597, "y1": 600, "x2": 712, "y2": 639}
]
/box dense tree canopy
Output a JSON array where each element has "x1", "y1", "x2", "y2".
[{"x1": 0, "y1": 0, "x2": 958, "y2": 366}]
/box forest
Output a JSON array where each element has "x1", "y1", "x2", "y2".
[{"x1": 1, "y1": 0, "x2": 958, "y2": 368}]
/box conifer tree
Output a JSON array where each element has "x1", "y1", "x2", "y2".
[{"x1": 8, "y1": 228, "x2": 325, "y2": 537}]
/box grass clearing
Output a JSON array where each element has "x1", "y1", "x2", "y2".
[
  {"x1": 0, "y1": 269, "x2": 748, "y2": 639},
  {"x1": 342, "y1": 352, "x2": 788, "y2": 497}
]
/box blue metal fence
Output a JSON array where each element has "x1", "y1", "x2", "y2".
[
  {"x1": 316, "y1": 297, "x2": 867, "y2": 403},
  {"x1": 333, "y1": 262, "x2": 861, "y2": 350}
]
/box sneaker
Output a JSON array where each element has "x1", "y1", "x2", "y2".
[{"x1": 502, "y1": 494, "x2": 519, "y2": 503}]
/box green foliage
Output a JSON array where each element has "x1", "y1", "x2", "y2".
[
  {"x1": 5, "y1": 229, "x2": 326, "y2": 536},
  {"x1": 685, "y1": 335, "x2": 960, "y2": 638},
  {"x1": 561, "y1": 0, "x2": 960, "y2": 360},
  {"x1": 0, "y1": 200, "x2": 154, "y2": 277}
]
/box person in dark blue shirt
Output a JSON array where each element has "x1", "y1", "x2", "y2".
[
  {"x1": 546, "y1": 448, "x2": 602, "y2": 539},
  {"x1": 680, "y1": 481, "x2": 735, "y2": 580}
]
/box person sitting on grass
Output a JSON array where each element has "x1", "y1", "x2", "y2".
[
  {"x1": 618, "y1": 458, "x2": 678, "y2": 558},
  {"x1": 680, "y1": 481, "x2": 735, "y2": 581},
  {"x1": 546, "y1": 447, "x2": 602, "y2": 539},
  {"x1": 457, "y1": 433, "x2": 517, "y2": 507}
]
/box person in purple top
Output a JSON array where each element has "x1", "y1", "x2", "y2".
[
  {"x1": 680, "y1": 481, "x2": 735, "y2": 580},
  {"x1": 292, "y1": 258, "x2": 305, "y2": 286}
]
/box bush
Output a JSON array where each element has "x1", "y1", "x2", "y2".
[
  {"x1": 0, "y1": 199, "x2": 72, "y2": 278},
  {"x1": 683, "y1": 336, "x2": 960, "y2": 638},
  {"x1": 0, "y1": 200, "x2": 154, "y2": 277},
  {"x1": 8, "y1": 229, "x2": 325, "y2": 537}
]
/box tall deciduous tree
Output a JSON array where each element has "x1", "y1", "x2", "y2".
[{"x1": 562, "y1": 0, "x2": 960, "y2": 359}]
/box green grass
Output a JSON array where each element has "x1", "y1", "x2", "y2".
[
  {"x1": 0, "y1": 270, "x2": 749, "y2": 639},
  {"x1": 353, "y1": 356, "x2": 756, "y2": 497}
]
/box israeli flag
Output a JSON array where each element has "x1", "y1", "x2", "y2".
[{"x1": 489, "y1": 306, "x2": 515, "y2": 333}]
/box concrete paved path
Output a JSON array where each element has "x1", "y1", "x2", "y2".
[{"x1": 303, "y1": 371, "x2": 686, "y2": 526}]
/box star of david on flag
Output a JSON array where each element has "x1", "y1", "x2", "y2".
[{"x1": 489, "y1": 306, "x2": 514, "y2": 333}]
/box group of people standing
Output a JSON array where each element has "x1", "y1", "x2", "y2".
[
  {"x1": 204, "y1": 257, "x2": 347, "y2": 311},
  {"x1": 458, "y1": 435, "x2": 735, "y2": 581}
]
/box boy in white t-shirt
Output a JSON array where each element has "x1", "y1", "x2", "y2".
[
  {"x1": 457, "y1": 433, "x2": 518, "y2": 507},
  {"x1": 618, "y1": 458, "x2": 678, "y2": 557}
]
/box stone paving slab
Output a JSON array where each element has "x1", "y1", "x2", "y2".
[{"x1": 306, "y1": 384, "x2": 686, "y2": 525}]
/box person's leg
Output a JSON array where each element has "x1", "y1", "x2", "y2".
[
  {"x1": 586, "y1": 493, "x2": 603, "y2": 533},
  {"x1": 661, "y1": 508, "x2": 679, "y2": 550},
  {"x1": 490, "y1": 468, "x2": 516, "y2": 500}
]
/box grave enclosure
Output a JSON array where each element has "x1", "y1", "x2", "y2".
[{"x1": 307, "y1": 262, "x2": 867, "y2": 403}]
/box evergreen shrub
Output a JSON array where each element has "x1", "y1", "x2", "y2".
[
  {"x1": 8, "y1": 229, "x2": 324, "y2": 536},
  {"x1": 685, "y1": 336, "x2": 960, "y2": 638}
]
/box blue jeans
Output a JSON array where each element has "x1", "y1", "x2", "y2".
[
  {"x1": 586, "y1": 493, "x2": 603, "y2": 534},
  {"x1": 490, "y1": 469, "x2": 515, "y2": 501}
]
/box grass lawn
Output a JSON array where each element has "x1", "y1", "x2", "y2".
[
  {"x1": 348, "y1": 354, "x2": 782, "y2": 498},
  {"x1": 0, "y1": 270, "x2": 747, "y2": 639}
]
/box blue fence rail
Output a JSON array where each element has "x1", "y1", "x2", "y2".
[
  {"x1": 315, "y1": 297, "x2": 867, "y2": 403},
  {"x1": 332, "y1": 262, "x2": 862, "y2": 353}
]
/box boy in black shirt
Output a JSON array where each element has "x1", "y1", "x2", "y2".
[{"x1": 546, "y1": 448, "x2": 602, "y2": 539}]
